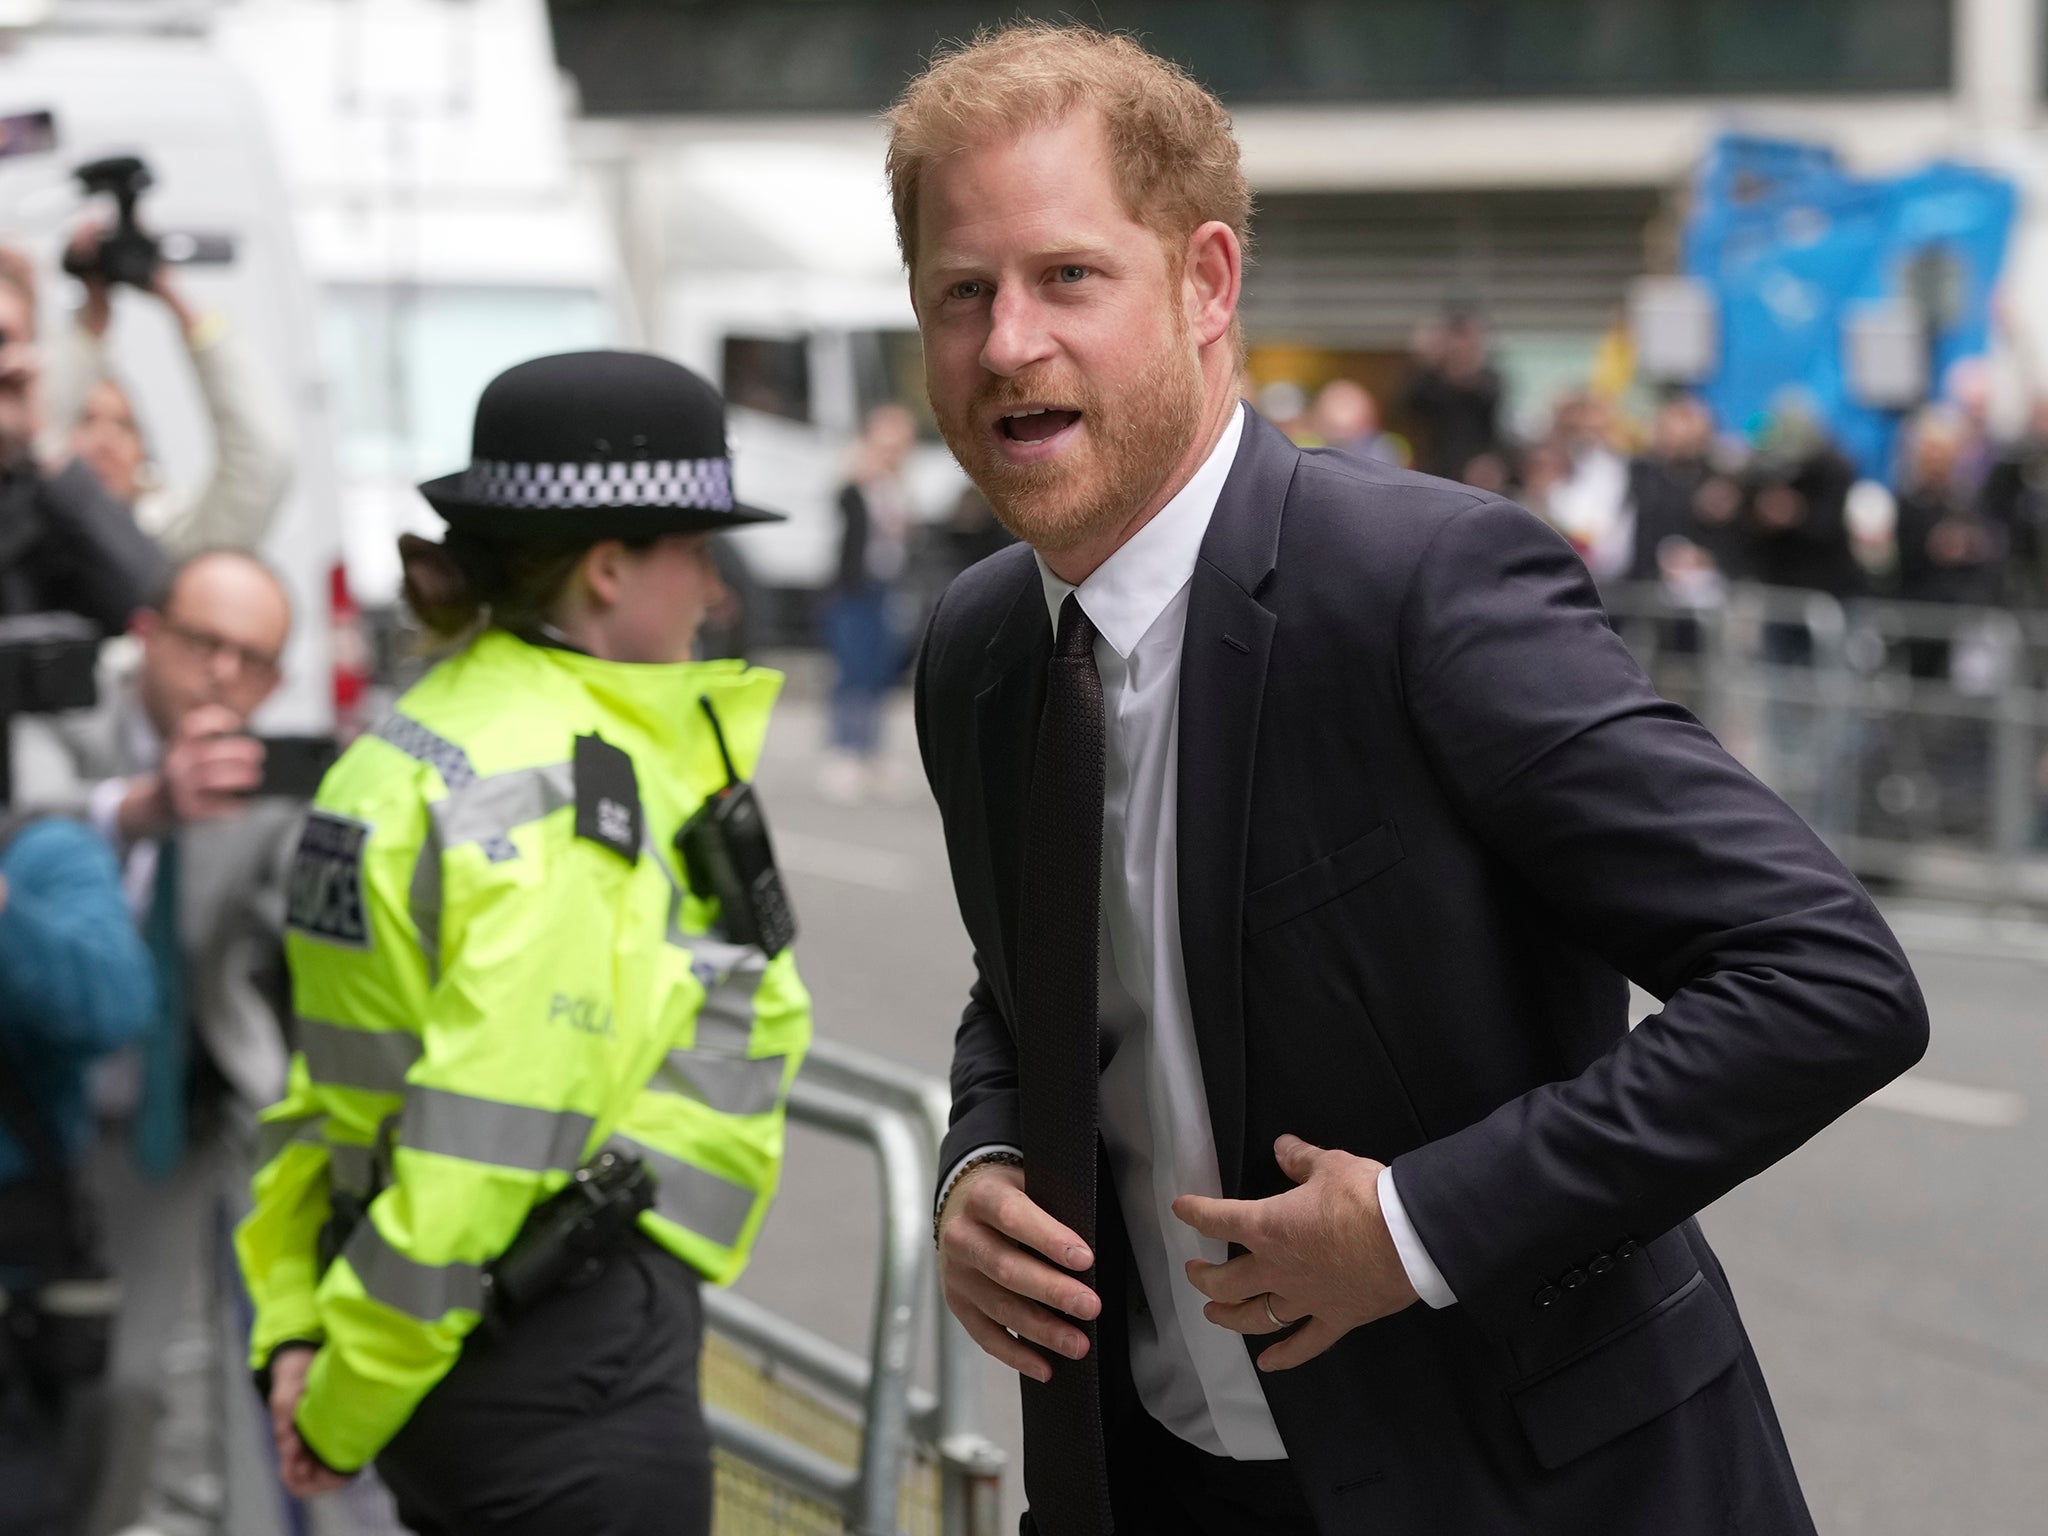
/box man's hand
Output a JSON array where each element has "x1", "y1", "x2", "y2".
[
  {"x1": 148, "y1": 264, "x2": 199, "y2": 335},
  {"x1": 149, "y1": 704, "x2": 263, "y2": 833},
  {"x1": 266, "y1": 1345, "x2": 350, "y2": 1499},
  {"x1": 66, "y1": 222, "x2": 113, "y2": 340},
  {"x1": 1176, "y1": 1134, "x2": 1420, "y2": 1373},
  {"x1": 936, "y1": 1160, "x2": 1099, "y2": 1385}
]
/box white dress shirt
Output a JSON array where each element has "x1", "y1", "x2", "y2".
[
  {"x1": 944, "y1": 405, "x2": 1453, "y2": 1461},
  {"x1": 85, "y1": 705, "x2": 166, "y2": 919}
]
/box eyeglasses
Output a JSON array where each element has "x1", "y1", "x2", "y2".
[{"x1": 159, "y1": 616, "x2": 282, "y2": 683}]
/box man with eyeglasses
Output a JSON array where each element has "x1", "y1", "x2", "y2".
[{"x1": 12, "y1": 548, "x2": 301, "y2": 1535}]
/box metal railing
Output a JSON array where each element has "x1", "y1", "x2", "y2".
[
  {"x1": 1602, "y1": 580, "x2": 2048, "y2": 906},
  {"x1": 703, "y1": 1037, "x2": 1006, "y2": 1536}
]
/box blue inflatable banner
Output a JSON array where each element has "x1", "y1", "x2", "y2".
[{"x1": 1683, "y1": 133, "x2": 2016, "y2": 480}]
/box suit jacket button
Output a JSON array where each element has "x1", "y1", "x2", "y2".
[
  {"x1": 1560, "y1": 1267, "x2": 1587, "y2": 1290},
  {"x1": 1616, "y1": 1240, "x2": 1641, "y2": 1261},
  {"x1": 1533, "y1": 1285, "x2": 1560, "y2": 1309},
  {"x1": 1588, "y1": 1254, "x2": 1615, "y2": 1277}
]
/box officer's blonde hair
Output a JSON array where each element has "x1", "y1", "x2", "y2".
[{"x1": 884, "y1": 23, "x2": 1252, "y2": 284}]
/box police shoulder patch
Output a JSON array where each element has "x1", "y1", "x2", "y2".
[
  {"x1": 573, "y1": 732, "x2": 643, "y2": 864},
  {"x1": 287, "y1": 810, "x2": 373, "y2": 949}
]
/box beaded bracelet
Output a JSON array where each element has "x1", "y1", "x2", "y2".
[{"x1": 932, "y1": 1149, "x2": 1026, "y2": 1249}]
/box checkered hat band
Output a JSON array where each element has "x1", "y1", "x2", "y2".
[{"x1": 461, "y1": 457, "x2": 734, "y2": 511}]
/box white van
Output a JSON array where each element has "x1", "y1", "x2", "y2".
[
  {"x1": 579, "y1": 132, "x2": 969, "y2": 619},
  {"x1": 215, "y1": 0, "x2": 628, "y2": 613},
  {"x1": 0, "y1": 0, "x2": 340, "y2": 729}
]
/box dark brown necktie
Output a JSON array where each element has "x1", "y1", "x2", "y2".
[{"x1": 1015, "y1": 593, "x2": 1114, "y2": 1533}]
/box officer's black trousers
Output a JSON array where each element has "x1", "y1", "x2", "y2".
[{"x1": 377, "y1": 1235, "x2": 711, "y2": 1536}]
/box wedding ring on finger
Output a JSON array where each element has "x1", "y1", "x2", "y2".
[{"x1": 1262, "y1": 1293, "x2": 1285, "y2": 1330}]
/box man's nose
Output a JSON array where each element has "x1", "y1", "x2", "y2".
[
  {"x1": 209, "y1": 646, "x2": 247, "y2": 686},
  {"x1": 980, "y1": 289, "x2": 1056, "y2": 378}
]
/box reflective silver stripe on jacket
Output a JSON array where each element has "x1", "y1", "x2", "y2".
[
  {"x1": 400, "y1": 1086, "x2": 594, "y2": 1175},
  {"x1": 404, "y1": 762, "x2": 574, "y2": 978},
  {"x1": 642, "y1": 825, "x2": 697, "y2": 950},
  {"x1": 652, "y1": 1049, "x2": 786, "y2": 1118},
  {"x1": 609, "y1": 1136, "x2": 758, "y2": 1249},
  {"x1": 297, "y1": 1018, "x2": 421, "y2": 1096},
  {"x1": 255, "y1": 1113, "x2": 324, "y2": 1166},
  {"x1": 374, "y1": 712, "x2": 517, "y2": 861},
  {"x1": 430, "y1": 762, "x2": 575, "y2": 861},
  {"x1": 686, "y1": 936, "x2": 768, "y2": 1052},
  {"x1": 326, "y1": 1141, "x2": 379, "y2": 1199},
  {"x1": 341, "y1": 1220, "x2": 486, "y2": 1322},
  {"x1": 408, "y1": 824, "x2": 444, "y2": 985}
]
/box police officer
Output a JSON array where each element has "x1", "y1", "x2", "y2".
[{"x1": 234, "y1": 351, "x2": 812, "y2": 1532}]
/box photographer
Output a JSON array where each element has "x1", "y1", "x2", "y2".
[
  {"x1": 0, "y1": 252, "x2": 168, "y2": 635},
  {"x1": 54, "y1": 218, "x2": 291, "y2": 555},
  {"x1": 0, "y1": 811, "x2": 157, "y2": 1536}
]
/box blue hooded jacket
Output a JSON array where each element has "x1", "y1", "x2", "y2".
[{"x1": 0, "y1": 817, "x2": 157, "y2": 1187}]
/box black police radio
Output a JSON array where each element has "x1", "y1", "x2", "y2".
[{"x1": 675, "y1": 696, "x2": 796, "y2": 957}]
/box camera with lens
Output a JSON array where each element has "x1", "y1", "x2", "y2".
[
  {"x1": 0, "y1": 613, "x2": 100, "y2": 806},
  {"x1": 59, "y1": 155, "x2": 162, "y2": 290}
]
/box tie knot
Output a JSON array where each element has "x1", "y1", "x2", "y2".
[{"x1": 1055, "y1": 594, "x2": 1097, "y2": 660}]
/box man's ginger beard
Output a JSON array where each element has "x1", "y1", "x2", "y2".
[{"x1": 933, "y1": 300, "x2": 1205, "y2": 553}]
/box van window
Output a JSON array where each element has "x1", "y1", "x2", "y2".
[
  {"x1": 722, "y1": 335, "x2": 811, "y2": 423},
  {"x1": 325, "y1": 285, "x2": 612, "y2": 479},
  {"x1": 849, "y1": 328, "x2": 939, "y2": 439}
]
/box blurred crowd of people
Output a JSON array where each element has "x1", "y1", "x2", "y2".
[
  {"x1": 3, "y1": 222, "x2": 302, "y2": 1536},
  {"x1": 1258, "y1": 313, "x2": 2048, "y2": 625}
]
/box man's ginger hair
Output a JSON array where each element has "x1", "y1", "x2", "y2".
[{"x1": 884, "y1": 23, "x2": 1252, "y2": 278}]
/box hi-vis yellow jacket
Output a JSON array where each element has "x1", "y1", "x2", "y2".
[{"x1": 234, "y1": 629, "x2": 811, "y2": 1474}]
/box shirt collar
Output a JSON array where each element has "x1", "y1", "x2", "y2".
[{"x1": 1036, "y1": 402, "x2": 1245, "y2": 659}]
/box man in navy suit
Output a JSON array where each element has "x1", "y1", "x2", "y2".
[{"x1": 893, "y1": 24, "x2": 1928, "y2": 1535}]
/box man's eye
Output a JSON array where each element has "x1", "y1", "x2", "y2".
[
  {"x1": 950, "y1": 280, "x2": 986, "y2": 300},
  {"x1": 1057, "y1": 265, "x2": 1089, "y2": 283}
]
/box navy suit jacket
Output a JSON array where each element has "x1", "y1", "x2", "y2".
[{"x1": 915, "y1": 410, "x2": 1928, "y2": 1534}]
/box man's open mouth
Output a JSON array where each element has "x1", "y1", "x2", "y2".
[{"x1": 997, "y1": 407, "x2": 1082, "y2": 444}]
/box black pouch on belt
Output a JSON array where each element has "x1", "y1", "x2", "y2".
[{"x1": 479, "y1": 1150, "x2": 654, "y2": 1330}]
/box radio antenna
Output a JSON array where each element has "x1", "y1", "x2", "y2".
[{"x1": 698, "y1": 696, "x2": 741, "y2": 787}]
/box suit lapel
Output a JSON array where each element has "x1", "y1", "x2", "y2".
[
  {"x1": 973, "y1": 568, "x2": 1054, "y2": 1013},
  {"x1": 1177, "y1": 412, "x2": 1296, "y2": 1197}
]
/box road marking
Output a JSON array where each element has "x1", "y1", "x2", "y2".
[
  {"x1": 1880, "y1": 907, "x2": 2048, "y2": 967},
  {"x1": 775, "y1": 831, "x2": 920, "y2": 893},
  {"x1": 1866, "y1": 1074, "x2": 2026, "y2": 1128}
]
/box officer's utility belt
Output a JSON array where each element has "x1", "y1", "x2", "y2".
[{"x1": 320, "y1": 1149, "x2": 654, "y2": 1329}]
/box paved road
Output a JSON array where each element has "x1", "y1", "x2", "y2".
[{"x1": 740, "y1": 681, "x2": 2048, "y2": 1535}]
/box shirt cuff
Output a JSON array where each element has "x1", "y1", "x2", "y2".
[
  {"x1": 1378, "y1": 1163, "x2": 1457, "y2": 1309},
  {"x1": 936, "y1": 1143, "x2": 1023, "y2": 1219},
  {"x1": 87, "y1": 777, "x2": 131, "y2": 850},
  {"x1": 185, "y1": 311, "x2": 228, "y2": 351}
]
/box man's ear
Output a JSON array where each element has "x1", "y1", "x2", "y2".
[
  {"x1": 129, "y1": 607, "x2": 159, "y2": 643},
  {"x1": 1183, "y1": 220, "x2": 1242, "y2": 351}
]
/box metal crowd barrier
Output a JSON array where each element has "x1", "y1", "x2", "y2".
[
  {"x1": 703, "y1": 1037, "x2": 1006, "y2": 1536},
  {"x1": 1601, "y1": 580, "x2": 2048, "y2": 906}
]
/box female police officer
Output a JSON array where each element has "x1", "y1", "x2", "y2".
[{"x1": 235, "y1": 351, "x2": 811, "y2": 1532}]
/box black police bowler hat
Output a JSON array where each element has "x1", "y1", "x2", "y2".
[{"x1": 417, "y1": 350, "x2": 784, "y2": 538}]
